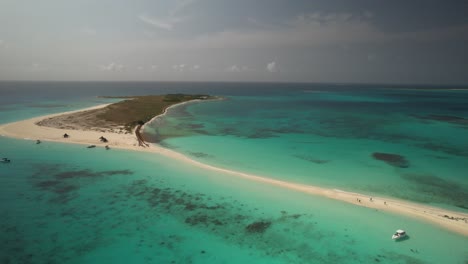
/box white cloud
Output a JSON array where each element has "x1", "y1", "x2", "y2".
[
  {"x1": 226, "y1": 65, "x2": 250, "y2": 72},
  {"x1": 138, "y1": 14, "x2": 177, "y2": 31},
  {"x1": 138, "y1": 14, "x2": 175, "y2": 30},
  {"x1": 173, "y1": 64, "x2": 186, "y2": 71},
  {"x1": 293, "y1": 12, "x2": 355, "y2": 27},
  {"x1": 99, "y1": 62, "x2": 125, "y2": 72},
  {"x1": 267, "y1": 61, "x2": 277, "y2": 73},
  {"x1": 137, "y1": 66, "x2": 144, "y2": 71},
  {"x1": 138, "y1": 1, "x2": 196, "y2": 32},
  {"x1": 172, "y1": 64, "x2": 199, "y2": 72},
  {"x1": 227, "y1": 65, "x2": 240, "y2": 72}
]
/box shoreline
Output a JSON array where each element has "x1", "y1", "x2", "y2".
[
  {"x1": 1, "y1": 103, "x2": 467, "y2": 237},
  {"x1": 141, "y1": 96, "x2": 225, "y2": 133},
  {"x1": 141, "y1": 99, "x2": 202, "y2": 132}
]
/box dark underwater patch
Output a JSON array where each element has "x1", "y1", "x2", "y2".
[
  {"x1": 188, "y1": 152, "x2": 212, "y2": 158},
  {"x1": 219, "y1": 127, "x2": 238, "y2": 135},
  {"x1": 30, "y1": 165, "x2": 134, "y2": 205},
  {"x1": 372, "y1": 152, "x2": 410, "y2": 168},
  {"x1": 123, "y1": 179, "x2": 352, "y2": 262},
  {"x1": 413, "y1": 114, "x2": 468, "y2": 126},
  {"x1": 247, "y1": 129, "x2": 279, "y2": 139},
  {"x1": 55, "y1": 169, "x2": 133, "y2": 179},
  {"x1": 376, "y1": 251, "x2": 426, "y2": 264},
  {"x1": 416, "y1": 143, "x2": 468, "y2": 157},
  {"x1": 35, "y1": 180, "x2": 61, "y2": 189},
  {"x1": 294, "y1": 154, "x2": 330, "y2": 164},
  {"x1": 186, "y1": 123, "x2": 205, "y2": 129},
  {"x1": 311, "y1": 115, "x2": 386, "y2": 140},
  {"x1": 383, "y1": 92, "x2": 453, "y2": 99},
  {"x1": 245, "y1": 221, "x2": 271, "y2": 233},
  {"x1": 401, "y1": 173, "x2": 468, "y2": 208},
  {"x1": 402, "y1": 173, "x2": 460, "y2": 190},
  {"x1": 192, "y1": 129, "x2": 211, "y2": 135},
  {"x1": 7, "y1": 166, "x2": 432, "y2": 264},
  {"x1": 426, "y1": 115, "x2": 468, "y2": 124}
]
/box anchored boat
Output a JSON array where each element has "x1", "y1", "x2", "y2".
[{"x1": 392, "y1": 229, "x2": 407, "y2": 240}]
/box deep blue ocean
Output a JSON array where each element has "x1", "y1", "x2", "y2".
[{"x1": 1, "y1": 82, "x2": 467, "y2": 263}]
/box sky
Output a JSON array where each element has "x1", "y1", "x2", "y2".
[{"x1": 0, "y1": 0, "x2": 467, "y2": 84}]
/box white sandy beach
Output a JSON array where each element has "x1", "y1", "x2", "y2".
[{"x1": 1, "y1": 104, "x2": 467, "y2": 236}]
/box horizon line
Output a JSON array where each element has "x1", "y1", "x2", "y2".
[{"x1": 0, "y1": 80, "x2": 467, "y2": 88}]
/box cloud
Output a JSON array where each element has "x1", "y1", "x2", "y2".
[
  {"x1": 227, "y1": 65, "x2": 241, "y2": 72},
  {"x1": 138, "y1": 1, "x2": 196, "y2": 31},
  {"x1": 226, "y1": 65, "x2": 249, "y2": 72},
  {"x1": 292, "y1": 12, "x2": 355, "y2": 27},
  {"x1": 151, "y1": 65, "x2": 159, "y2": 71},
  {"x1": 138, "y1": 14, "x2": 178, "y2": 31},
  {"x1": 99, "y1": 62, "x2": 125, "y2": 72},
  {"x1": 267, "y1": 61, "x2": 277, "y2": 73},
  {"x1": 0, "y1": 40, "x2": 3, "y2": 46},
  {"x1": 172, "y1": 64, "x2": 186, "y2": 71},
  {"x1": 171, "y1": 64, "x2": 200, "y2": 72},
  {"x1": 138, "y1": 11, "x2": 381, "y2": 52}
]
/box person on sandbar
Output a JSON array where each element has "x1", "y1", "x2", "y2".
[{"x1": 63, "y1": 133, "x2": 69, "y2": 138}]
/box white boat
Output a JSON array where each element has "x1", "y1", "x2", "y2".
[{"x1": 392, "y1": 229, "x2": 406, "y2": 240}]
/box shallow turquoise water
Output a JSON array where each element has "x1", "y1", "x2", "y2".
[
  {"x1": 146, "y1": 89, "x2": 468, "y2": 212},
  {"x1": 1, "y1": 137, "x2": 467, "y2": 263},
  {"x1": 1, "y1": 82, "x2": 468, "y2": 263}
]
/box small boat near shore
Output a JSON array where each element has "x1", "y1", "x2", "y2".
[
  {"x1": 87, "y1": 145, "x2": 96, "y2": 149},
  {"x1": 392, "y1": 229, "x2": 407, "y2": 240}
]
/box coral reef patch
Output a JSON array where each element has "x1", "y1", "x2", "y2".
[
  {"x1": 372, "y1": 152, "x2": 409, "y2": 168},
  {"x1": 245, "y1": 221, "x2": 272, "y2": 233}
]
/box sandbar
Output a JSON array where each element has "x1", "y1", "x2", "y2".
[{"x1": 1, "y1": 103, "x2": 467, "y2": 237}]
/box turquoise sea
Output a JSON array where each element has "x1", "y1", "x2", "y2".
[{"x1": 1, "y1": 82, "x2": 467, "y2": 263}]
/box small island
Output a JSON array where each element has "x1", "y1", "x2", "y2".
[{"x1": 36, "y1": 94, "x2": 217, "y2": 146}]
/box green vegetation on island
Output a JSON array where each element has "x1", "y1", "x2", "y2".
[{"x1": 98, "y1": 94, "x2": 216, "y2": 132}]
